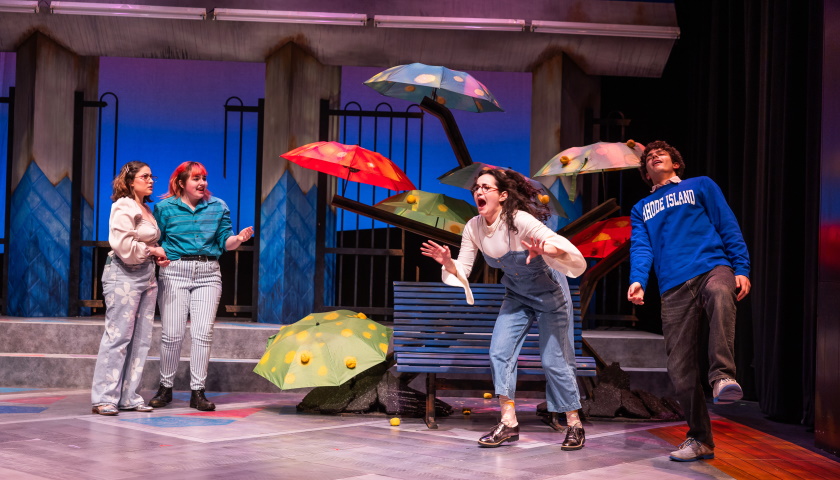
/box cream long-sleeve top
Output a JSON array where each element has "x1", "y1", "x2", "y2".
[
  {"x1": 443, "y1": 210, "x2": 587, "y2": 304},
  {"x1": 109, "y1": 197, "x2": 161, "y2": 264}
]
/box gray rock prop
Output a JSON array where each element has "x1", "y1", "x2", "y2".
[
  {"x1": 297, "y1": 361, "x2": 452, "y2": 417},
  {"x1": 579, "y1": 362, "x2": 684, "y2": 420}
]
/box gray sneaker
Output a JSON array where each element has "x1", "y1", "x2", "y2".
[
  {"x1": 669, "y1": 438, "x2": 714, "y2": 462},
  {"x1": 713, "y1": 378, "x2": 743, "y2": 404}
]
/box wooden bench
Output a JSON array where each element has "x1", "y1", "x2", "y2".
[{"x1": 393, "y1": 281, "x2": 596, "y2": 428}]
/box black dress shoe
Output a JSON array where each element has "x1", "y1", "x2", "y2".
[
  {"x1": 561, "y1": 425, "x2": 585, "y2": 451},
  {"x1": 190, "y1": 389, "x2": 216, "y2": 411},
  {"x1": 148, "y1": 384, "x2": 172, "y2": 408},
  {"x1": 478, "y1": 422, "x2": 520, "y2": 447}
]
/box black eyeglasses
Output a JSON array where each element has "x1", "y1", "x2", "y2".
[
  {"x1": 137, "y1": 174, "x2": 158, "y2": 182},
  {"x1": 470, "y1": 184, "x2": 498, "y2": 194}
]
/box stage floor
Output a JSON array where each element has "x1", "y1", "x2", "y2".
[{"x1": 0, "y1": 388, "x2": 837, "y2": 479}]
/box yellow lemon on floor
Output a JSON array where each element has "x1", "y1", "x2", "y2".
[
  {"x1": 390, "y1": 417, "x2": 401, "y2": 426},
  {"x1": 483, "y1": 393, "x2": 493, "y2": 399},
  {"x1": 345, "y1": 357, "x2": 357, "y2": 369}
]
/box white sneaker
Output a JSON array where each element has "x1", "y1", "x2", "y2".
[
  {"x1": 713, "y1": 377, "x2": 743, "y2": 404},
  {"x1": 669, "y1": 437, "x2": 715, "y2": 462}
]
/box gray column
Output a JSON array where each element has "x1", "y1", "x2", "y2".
[
  {"x1": 530, "y1": 54, "x2": 600, "y2": 223},
  {"x1": 259, "y1": 42, "x2": 340, "y2": 324},
  {"x1": 8, "y1": 33, "x2": 98, "y2": 316}
]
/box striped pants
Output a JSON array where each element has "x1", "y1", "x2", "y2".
[{"x1": 157, "y1": 259, "x2": 222, "y2": 390}]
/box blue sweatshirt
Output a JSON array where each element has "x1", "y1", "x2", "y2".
[{"x1": 629, "y1": 176, "x2": 750, "y2": 294}]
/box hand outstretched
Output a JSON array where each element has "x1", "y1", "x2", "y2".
[
  {"x1": 520, "y1": 236, "x2": 546, "y2": 265},
  {"x1": 238, "y1": 226, "x2": 254, "y2": 242},
  {"x1": 420, "y1": 240, "x2": 452, "y2": 266}
]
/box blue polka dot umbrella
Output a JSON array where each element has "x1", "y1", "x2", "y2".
[{"x1": 364, "y1": 63, "x2": 503, "y2": 113}]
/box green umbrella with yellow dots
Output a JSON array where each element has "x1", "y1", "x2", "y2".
[{"x1": 254, "y1": 310, "x2": 392, "y2": 390}]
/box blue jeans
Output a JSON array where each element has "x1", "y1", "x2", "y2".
[
  {"x1": 91, "y1": 256, "x2": 157, "y2": 408},
  {"x1": 661, "y1": 265, "x2": 738, "y2": 447},
  {"x1": 484, "y1": 251, "x2": 581, "y2": 413}
]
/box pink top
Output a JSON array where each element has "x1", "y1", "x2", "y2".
[{"x1": 109, "y1": 197, "x2": 160, "y2": 264}]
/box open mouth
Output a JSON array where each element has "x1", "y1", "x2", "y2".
[{"x1": 476, "y1": 197, "x2": 487, "y2": 208}]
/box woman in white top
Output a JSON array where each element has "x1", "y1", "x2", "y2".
[
  {"x1": 91, "y1": 161, "x2": 167, "y2": 415},
  {"x1": 421, "y1": 168, "x2": 588, "y2": 450}
]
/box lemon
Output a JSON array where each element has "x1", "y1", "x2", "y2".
[
  {"x1": 483, "y1": 393, "x2": 493, "y2": 399},
  {"x1": 390, "y1": 417, "x2": 401, "y2": 426},
  {"x1": 345, "y1": 357, "x2": 357, "y2": 369},
  {"x1": 300, "y1": 352, "x2": 312, "y2": 364}
]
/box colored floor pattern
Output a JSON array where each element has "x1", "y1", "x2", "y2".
[
  {"x1": 1, "y1": 388, "x2": 837, "y2": 479},
  {"x1": 650, "y1": 420, "x2": 840, "y2": 479}
]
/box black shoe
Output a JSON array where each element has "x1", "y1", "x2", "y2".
[
  {"x1": 561, "y1": 425, "x2": 585, "y2": 451},
  {"x1": 539, "y1": 412, "x2": 565, "y2": 431},
  {"x1": 148, "y1": 384, "x2": 172, "y2": 408},
  {"x1": 190, "y1": 389, "x2": 216, "y2": 411},
  {"x1": 478, "y1": 422, "x2": 520, "y2": 447}
]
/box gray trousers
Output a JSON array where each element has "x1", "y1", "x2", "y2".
[
  {"x1": 157, "y1": 259, "x2": 222, "y2": 390},
  {"x1": 91, "y1": 256, "x2": 158, "y2": 408},
  {"x1": 661, "y1": 265, "x2": 738, "y2": 448}
]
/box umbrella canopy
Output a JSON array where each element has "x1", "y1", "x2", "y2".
[
  {"x1": 364, "y1": 63, "x2": 503, "y2": 113},
  {"x1": 569, "y1": 216, "x2": 631, "y2": 259},
  {"x1": 535, "y1": 140, "x2": 645, "y2": 200},
  {"x1": 254, "y1": 310, "x2": 393, "y2": 390},
  {"x1": 437, "y1": 162, "x2": 567, "y2": 218},
  {"x1": 536, "y1": 141, "x2": 644, "y2": 177},
  {"x1": 375, "y1": 190, "x2": 478, "y2": 235},
  {"x1": 280, "y1": 141, "x2": 416, "y2": 192}
]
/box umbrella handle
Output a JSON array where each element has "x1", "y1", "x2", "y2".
[{"x1": 340, "y1": 165, "x2": 360, "y2": 197}]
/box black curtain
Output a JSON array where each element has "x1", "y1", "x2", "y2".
[{"x1": 601, "y1": 0, "x2": 822, "y2": 424}]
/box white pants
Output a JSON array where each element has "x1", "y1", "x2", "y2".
[{"x1": 157, "y1": 259, "x2": 222, "y2": 390}]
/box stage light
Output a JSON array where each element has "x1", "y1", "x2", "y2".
[
  {"x1": 374, "y1": 15, "x2": 526, "y2": 32},
  {"x1": 531, "y1": 20, "x2": 680, "y2": 39},
  {"x1": 50, "y1": 2, "x2": 207, "y2": 20},
  {"x1": 0, "y1": 1, "x2": 39, "y2": 13},
  {"x1": 212, "y1": 8, "x2": 367, "y2": 26}
]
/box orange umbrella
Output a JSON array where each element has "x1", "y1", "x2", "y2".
[
  {"x1": 570, "y1": 216, "x2": 631, "y2": 259},
  {"x1": 280, "y1": 141, "x2": 416, "y2": 192}
]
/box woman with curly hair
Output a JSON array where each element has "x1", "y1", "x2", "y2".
[
  {"x1": 421, "y1": 168, "x2": 588, "y2": 450},
  {"x1": 91, "y1": 161, "x2": 167, "y2": 415}
]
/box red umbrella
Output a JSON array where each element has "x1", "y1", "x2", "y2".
[
  {"x1": 280, "y1": 141, "x2": 416, "y2": 192},
  {"x1": 570, "y1": 216, "x2": 631, "y2": 259}
]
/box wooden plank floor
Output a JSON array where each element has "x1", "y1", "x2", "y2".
[{"x1": 650, "y1": 419, "x2": 840, "y2": 480}]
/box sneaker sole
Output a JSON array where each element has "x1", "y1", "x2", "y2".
[
  {"x1": 714, "y1": 385, "x2": 743, "y2": 404},
  {"x1": 669, "y1": 453, "x2": 714, "y2": 462}
]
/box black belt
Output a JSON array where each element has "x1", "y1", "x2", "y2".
[{"x1": 179, "y1": 255, "x2": 218, "y2": 262}]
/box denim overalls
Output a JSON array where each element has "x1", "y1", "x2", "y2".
[{"x1": 482, "y1": 247, "x2": 582, "y2": 413}]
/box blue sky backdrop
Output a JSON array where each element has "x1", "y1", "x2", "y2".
[{"x1": 0, "y1": 55, "x2": 536, "y2": 240}]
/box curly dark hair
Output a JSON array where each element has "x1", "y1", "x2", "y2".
[
  {"x1": 111, "y1": 161, "x2": 152, "y2": 203},
  {"x1": 639, "y1": 140, "x2": 685, "y2": 186},
  {"x1": 474, "y1": 168, "x2": 550, "y2": 234}
]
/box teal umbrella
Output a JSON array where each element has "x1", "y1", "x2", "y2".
[{"x1": 364, "y1": 63, "x2": 503, "y2": 113}]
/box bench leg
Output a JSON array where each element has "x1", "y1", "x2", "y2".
[{"x1": 425, "y1": 373, "x2": 438, "y2": 429}]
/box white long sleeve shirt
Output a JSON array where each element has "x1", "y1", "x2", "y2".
[
  {"x1": 443, "y1": 210, "x2": 587, "y2": 304},
  {"x1": 109, "y1": 197, "x2": 161, "y2": 264}
]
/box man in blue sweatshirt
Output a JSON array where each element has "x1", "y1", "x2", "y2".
[{"x1": 627, "y1": 141, "x2": 751, "y2": 462}]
